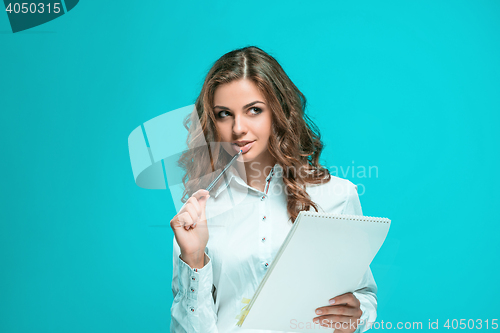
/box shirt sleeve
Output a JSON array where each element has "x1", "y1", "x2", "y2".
[
  {"x1": 341, "y1": 181, "x2": 378, "y2": 333},
  {"x1": 170, "y1": 238, "x2": 219, "y2": 333}
]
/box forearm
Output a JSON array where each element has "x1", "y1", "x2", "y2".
[
  {"x1": 171, "y1": 248, "x2": 218, "y2": 333},
  {"x1": 180, "y1": 250, "x2": 208, "y2": 269}
]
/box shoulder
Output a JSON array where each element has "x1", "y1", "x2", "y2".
[{"x1": 305, "y1": 176, "x2": 359, "y2": 214}]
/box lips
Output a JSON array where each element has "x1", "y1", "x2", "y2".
[{"x1": 232, "y1": 141, "x2": 255, "y2": 154}]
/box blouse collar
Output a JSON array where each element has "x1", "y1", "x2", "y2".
[{"x1": 212, "y1": 163, "x2": 282, "y2": 198}]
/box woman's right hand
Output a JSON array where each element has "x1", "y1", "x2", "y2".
[{"x1": 170, "y1": 189, "x2": 210, "y2": 269}]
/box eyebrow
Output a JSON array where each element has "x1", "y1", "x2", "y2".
[{"x1": 213, "y1": 100, "x2": 265, "y2": 110}]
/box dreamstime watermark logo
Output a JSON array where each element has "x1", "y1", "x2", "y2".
[{"x1": 3, "y1": 0, "x2": 79, "y2": 33}]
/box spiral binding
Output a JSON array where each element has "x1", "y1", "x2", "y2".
[{"x1": 301, "y1": 212, "x2": 391, "y2": 224}]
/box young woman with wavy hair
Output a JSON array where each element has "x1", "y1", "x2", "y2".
[{"x1": 170, "y1": 46, "x2": 377, "y2": 333}]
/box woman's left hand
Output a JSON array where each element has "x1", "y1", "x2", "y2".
[{"x1": 313, "y1": 292, "x2": 362, "y2": 332}]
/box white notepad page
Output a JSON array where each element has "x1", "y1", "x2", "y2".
[{"x1": 239, "y1": 211, "x2": 391, "y2": 332}]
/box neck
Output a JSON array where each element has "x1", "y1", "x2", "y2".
[{"x1": 234, "y1": 151, "x2": 276, "y2": 193}]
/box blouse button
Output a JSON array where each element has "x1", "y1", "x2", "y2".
[
  {"x1": 261, "y1": 195, "x2": 266, "y2": 201},
  {"x1": 264, "y1": 262, "x2": 269, "y2": 268},
  {"x1": 191, "y1": 288, "x2": 195, "y2": 292},
  {"x1": 190, "y1": 307, "x2": 195, "y2": 312},
  {"x1": 261, "y1": 237, "x2": 266, "y2": 242},
  {"x1": 262, "y1": 215, "x2": 266, "y2": 221},
  {"x1": 192, "y1": 277, "x2": 196, "y2": 281}
]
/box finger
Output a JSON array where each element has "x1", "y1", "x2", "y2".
[
  {"x1": 184, "y1": 201, "x2": 200, "y2": 223},
  {"x1": 198, "y1": 194, "x2": 209, "y2": 215},
  {"x1": 193, "y1": 191, "x2": 210, "y2": 225},
  {"x1": 328, "y1": 292, "x2": 359, "y2": 307},
  {"x1": 313, "y1": 316, "x2": 359, "y2": 330},
  {"x1": 315, "y1": 305, "x2": 359, "y2": 317},
  {"x1": 195, "y1": 192, "x2": 210, "y2": 211},
  {"x1": 170, "y1": 212, "x2": 186, "y2": 229},
  {"x1": 187, "y1": 196, "x2": 202, "y2": 216},
  {"x1": 177, "y1": 212, "x2": 194, "y2": 230},
  {"x1": 314, "y1": 315, "x2": 359, "y2": 325},
  {"x1": 193, "y1": 189, "x2": 210, "y2": 200},
  {"x1": 178, "y1": 196, "x2": 202, "y2": 217}
]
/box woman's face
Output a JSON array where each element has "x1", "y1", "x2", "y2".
[{"x1": 213, "y1": 79, "x2": 274, "y2": 166}]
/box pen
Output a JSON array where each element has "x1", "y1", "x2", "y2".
[
  {"x1": 205, "y1": 150, "x2": 242, "y2": 192},
  {"x1": 148, "y1": 150, "x2": 242, "y2": 228}
]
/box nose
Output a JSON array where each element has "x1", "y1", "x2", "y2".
[{"x1": 232, "y1": 114, "x2": 248, "y2": 137}]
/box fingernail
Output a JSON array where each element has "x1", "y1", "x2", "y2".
[
  {"x1": 329, "y1": 299, "x2": 335, "y2": 305},
  {"x1": 315, "y1": 309, "x2": 322, "y2": 315}
]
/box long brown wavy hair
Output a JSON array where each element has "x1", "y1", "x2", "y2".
[{"x1": 178, "y1": 46, "x2": 331, "y2": 223}]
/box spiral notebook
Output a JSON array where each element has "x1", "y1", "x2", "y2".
[{"x1": 237, "y1": 211, "x2": 391, "y2": 332}]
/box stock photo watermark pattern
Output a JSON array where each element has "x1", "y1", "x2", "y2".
[
  {"x1": 290, "y1": 318, "x2": 499, "y2": 331},
  {"x1": 3, "y1": 0, "x2": 79, "y2": 33},
  {"x1": 327, "y1": 161, "x2": 378, "y2": 196}
]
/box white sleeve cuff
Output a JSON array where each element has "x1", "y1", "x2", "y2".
[{"x1": 177, "y1": 250, "x2": 214, "y2": 304}]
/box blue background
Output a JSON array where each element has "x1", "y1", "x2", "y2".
[{"x1": 1, "y1": 1, "x2": 499, "y2": 332}]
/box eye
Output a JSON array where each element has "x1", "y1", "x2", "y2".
[
  {"x1": 217, "y1": 110, "x2": 231, "y2": 118},
  {"x1": 249, "y1": 107, "x2": 263, "y2": 115}
]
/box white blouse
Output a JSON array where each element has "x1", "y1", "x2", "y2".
[{"x1": 171, "y1": 163, "x2": 377, "y2": 333}]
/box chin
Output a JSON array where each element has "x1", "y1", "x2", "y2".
[
  {"x1": 240, "y1": 153, "x2": 254, "y2": 162},
  {"x1": 242, "y1": 149, "x2": 265, "y2": 163}
]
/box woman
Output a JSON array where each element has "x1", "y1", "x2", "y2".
[{"x1": 170, "y1": 46, "x2": 377, "y2": 333}]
